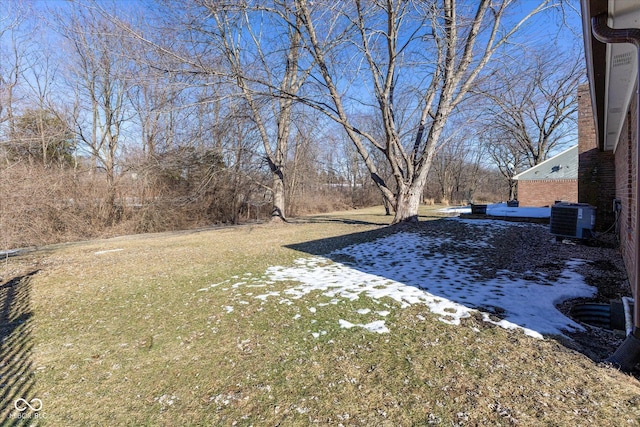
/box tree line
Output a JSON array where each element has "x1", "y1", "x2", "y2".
[{"x1": 0, "y1": 0, "x2": 582, "y2": 249}]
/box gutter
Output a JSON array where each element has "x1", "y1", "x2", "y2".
[{"x1": 591, "y1": 13, "x2": 640, "y2": 371}]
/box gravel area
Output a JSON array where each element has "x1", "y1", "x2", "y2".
[{"x1": 396, "y1": 218, "x2": 631, "y2": 364}]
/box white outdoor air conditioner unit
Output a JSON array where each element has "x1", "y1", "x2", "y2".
[{"x1": 550, "y1": 202, "x2": 596, "y2": 239}]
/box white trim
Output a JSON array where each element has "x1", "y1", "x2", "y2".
[{"x1": 602, "y1": 4, "x2": 640, "y2": 151}]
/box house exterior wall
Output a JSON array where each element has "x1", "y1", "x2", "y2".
[
  {"x1": 517, "y1": 179, "x2": 577, "y2": 207},
  {"x1": 615, "y1": 94, "x2": 638, "y2": 294},
  {"x1": 577, "y1": 84, "x2": 617, "y2": 231}
]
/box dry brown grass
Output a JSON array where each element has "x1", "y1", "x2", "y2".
[{"x1": 1, "y1": 206, "x2": 639, "y2": 425}]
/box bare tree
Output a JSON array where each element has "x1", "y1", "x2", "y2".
[
  {"x1": 432, "y1": 138, "x2": 467, "y2": 204},
  {"x1": 479, "y1": 51, "x2": 583, "y2": 168},
  {"x1": 18, "y1": 38, "x2": 79, "y2": 168},
  {"x1": 286, "y1": 124, "x2": 319, "y2": 214},
  {"x1": 57, "y1": 7, "x2": 132, "y2": 222},
  {"x1": 126, "y1": 70, "x2": 179, "y2": 159},
  {"x1": 480, "y1": 128, "x2": 525, "y2": 201},
  {"x1": 290, "y1": 0, "x2": 553, "y2": 223},
  {"x1": 205, "y1": 3, "x2": 312, "y2": 221},
  {"x1": 0, "y1": 2, "x2": 29, "y2": 164},
  {"x1": 90, "y1": 1, "x2": 313, "y2": 222}
]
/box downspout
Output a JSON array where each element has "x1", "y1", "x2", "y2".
[{"x1": 591, "y1": 13, "x2": 640, "y2": 371}]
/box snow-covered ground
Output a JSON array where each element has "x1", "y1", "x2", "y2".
[
  {"x1": 203, "y1": 218, "x2": 596, "y2": 339},
  {"x1": 440, "y1": 202, "x2": 551, "y2": 218}
]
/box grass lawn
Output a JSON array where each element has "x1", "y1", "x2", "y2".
[{"x1": 2, "y1": 205, "x2": 639, "y2": 426}]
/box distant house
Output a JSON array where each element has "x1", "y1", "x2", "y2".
[
  {"x1": 513, "y1": 145, "x2": 578, "y2": 207},
  {"x1": 580, "y1": 0, "x2": 640, "y2": 369}
]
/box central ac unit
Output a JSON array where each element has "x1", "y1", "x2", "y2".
[{"x1": 550, "y1": 203, "x2": 596, "y2": 239}]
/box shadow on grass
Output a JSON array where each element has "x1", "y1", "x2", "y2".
[
  {"x1": 295, "y1": 210, "x2": 448, "y2": 228},
  {"x1": 285, "y1": 218, "x2": 626, "y2": 364},
  {"x1": 287, "y1": 218, "x2": 458, "y2": 256},
  {"x1": 287, "y1": 222, "x2": 402, "y2": 255},
  {"x1": 0, "y1": 271, "x2": 39, "y2": 425},
  {"x1": 297, "y1": 216, "x2": 391, "y2": 227}
]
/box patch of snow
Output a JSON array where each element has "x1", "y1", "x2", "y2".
[
  {"x1": 311, "y1": 331, "x2": 328, "y2": 339},
  {"x1": 339, "y1": 319, "x2": 355, "y2": 329},
  {"x1": 94, "y1": 248, "x2": 124, "y2": 255},
  {"x1": 256, "y1": 291, "x2": 280, "y2": 301},
  {"x1": 155, "y1": 394, "x2": 178, "y2": 408},
  {"x1": 439, "y1": 203, "x2": 550, "y2": 218},
  {"x1": 439, "y1": 206, "x2": 471, "y2": 214},
  {"x1": 254, "y1": 222, "x2": 595, "y2": 338},
  {"x1": 339, "y1": 319, "x2": 389, "y2": 334}
]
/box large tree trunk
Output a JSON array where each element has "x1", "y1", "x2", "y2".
[
  {"x1": 271, "y1": 168, "x2": 286, "y2": 221},
  {"x1": 508, "y1": 179, "x2": 517, "y2": 200},
  {"x1": 103, "y1": 165, "x2": 118, "y2": 225},
  {"x1": 382, "y1": 195, "x2": 392, "y2": 216},
  {"x1": 392, "y1": 187, "x2": 422, "y2": 224},
  {"x1": 391, "y1": 159, "x2": 433, "y2": 223}
]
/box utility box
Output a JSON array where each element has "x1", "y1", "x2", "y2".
[
  {"x1": 550, "y1": 202, "x2": 596, "y2": 239},
  {"x1": 470, "y1": 204, "x2": 487, "y2": 215}
]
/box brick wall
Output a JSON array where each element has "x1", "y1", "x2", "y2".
[
  {"x1": 615, "y1": 94, "x2": 637, "y2": 294},
  {"x1": 577, "y1": 84, "x2": 617, "y2": 231},
  {"x1": 517, "y1": 179, "x2": 577, "y2": 207}
]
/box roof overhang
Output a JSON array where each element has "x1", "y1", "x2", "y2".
[{"x1": 581, "y1": 0, "x2": 640, "y2": 152}]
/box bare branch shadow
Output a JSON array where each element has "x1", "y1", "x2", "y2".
[{"x1": 0, "y1": 271, "x2": 39, "y2": 425}]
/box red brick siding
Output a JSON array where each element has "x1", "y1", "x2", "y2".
[
  {"x1": 517, "y1": 179, "x2": 577, "y2": 207},
  {"x1": 577, "y1": 84, "x2": 617, "y2": 231},
  {"x1": 578, "y1": 84, "x2": 596, "y2": 148},
  {"x1": 615, "y1": 95, "x2": 637, "y2": 294}
]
